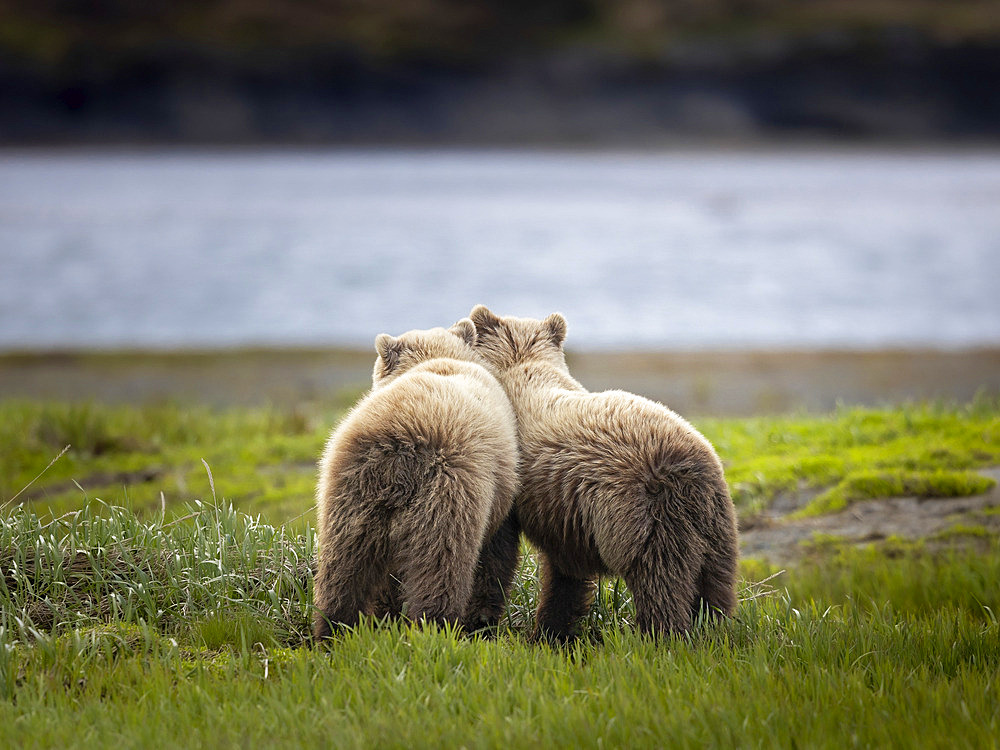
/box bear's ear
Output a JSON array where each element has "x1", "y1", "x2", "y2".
[
  {"x1": 469, "y1": 305, "x2": 502, "y2": 336},
  {"x1": 543, "y1": 312, "x2": 567, "y2": 346},
  {"x1": 375, "y1": 333, "x2": 403, "y2": 373},
  {"x1": 449, "y1": 318, "x2": 477, "y2": 347}
]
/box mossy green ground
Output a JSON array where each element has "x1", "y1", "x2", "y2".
[
  {"x1": 5, "y1": 395, "x2": 999, "y2": 525},
  {"x1": 2, "y1": 397, "x2": 1000, "y2": 747}
]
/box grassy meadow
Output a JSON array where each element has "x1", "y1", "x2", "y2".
[{"x1": 2, "y1": 395, "x2": 1000, "y2": 747}]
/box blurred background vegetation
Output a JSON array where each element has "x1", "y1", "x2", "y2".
[{"x1": 3, "y1": 0, "x2": 999, "y2": 143}]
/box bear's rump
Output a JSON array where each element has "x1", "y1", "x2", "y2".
[{"x1": 518, "y1": 434, "x2": 722, "y2": 575}]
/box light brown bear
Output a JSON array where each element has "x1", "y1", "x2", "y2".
[
  {"x1": 313, "y1": 320, "x2": 520, "y2": 640},
  {"x1": 468, "y1": 305, "x2": 738, "y2": 640}
]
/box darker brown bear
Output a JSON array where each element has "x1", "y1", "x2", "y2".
[
  {"x1": 313, "y1": 320, "x2": 520, "y2": 640},
  {"x1": 469, "y1": 305, "x2": 738, "y2": 640}
]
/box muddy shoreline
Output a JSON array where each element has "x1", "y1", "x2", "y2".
[
  {"x1": 740, "y1": 468, "x2": 1000, "y2": 562},
  {"x1": 1, "y1": 347, "x2": 997, "y2": 416}
]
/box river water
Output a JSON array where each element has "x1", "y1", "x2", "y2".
[{"x1": 1, "y1": 149, "x2": 998, "y2": 350}]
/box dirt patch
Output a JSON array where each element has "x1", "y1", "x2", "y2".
[{"x1": 740, "y1": 468, "x2": 1000, "y2": 563}]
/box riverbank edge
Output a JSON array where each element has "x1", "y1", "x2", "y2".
[{"x1": 2, "y1": 346, "x2": 997, "y2": 416}]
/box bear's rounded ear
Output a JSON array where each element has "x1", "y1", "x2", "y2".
[
  {"x1": 449, "y1": 318, "x2": 477, "y2": 347},
  {"x1": 375, "y1": 333, "x2": 402, "y2": 372},
  {"x1": 469, "y1": 305, "x2": 501, "y2": 336},
  {"x1": 543, "y1": 312, "x2": 567, "y2": 346}
]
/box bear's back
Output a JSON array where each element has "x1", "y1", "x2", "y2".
[
  {"x1": 327, "y1": 356, "x2": 515, "y2": 476},
  {"x1": 525, "y1": 388, "x2": 712, "y2": 465}
]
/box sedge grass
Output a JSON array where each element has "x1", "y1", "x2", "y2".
[
  {"x1": 3, "y1": 397, "x2": 1000, "y2": 746},
  {"x1": 1, "y1": 500, "x2": 999, "y2": 747}
]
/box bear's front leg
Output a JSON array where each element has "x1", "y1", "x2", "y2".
[
  {"x1": 532, "y1": 553, "x2": 596, "y2": 643},
  {"x1": 463, "y1": 512, "x2": 522, "y2": 632}
]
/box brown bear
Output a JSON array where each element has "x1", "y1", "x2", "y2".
[
  {"x1": 468, "y1": 305, "x2": 738, "y2": 640},
  {"x1": 313, "y1": 319, "x2": 520, "y2": 640}
]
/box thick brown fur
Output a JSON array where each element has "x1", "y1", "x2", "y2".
[
  {"x1": 469, "y1": 305, "x2": 739, "y2": 641},
  {"x1": 313, "y1": 320, "x2": 520, "y2": 640}
]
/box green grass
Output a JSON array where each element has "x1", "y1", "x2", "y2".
[
  {"x1": 2, "y1": 396, "x2": 1000, "y2": 746},
  {"x1": 0, "y1": 398, "x2": 1000, "y2": 748},
  {"x1": 0, "y1": 399, "x2": 342, "y2": 524},
  {"x1": 699, "y1": 395, "x2": 1000, "y2": 517},
  {"x1": 0, "y1": 501, "x2": 315, "y2": 648},
  {"x1": 5, "y1": 396, "x2": 999, "y2": 525},
  {"x1": 4, "y1": 610, "x2": 998, "y2": 748},
  {"x1": 793, "y1": 469, "x2": 996, "y2": 517},
  {"x1": 1, "y1": 502, "x2": 998, "y2": 748},
  {"x1": 934, "y1": 523, "x2": 993, "y2": 540}
]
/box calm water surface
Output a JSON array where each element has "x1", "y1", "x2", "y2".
[{"x1": 1, "y1": 149, "x2": 998, "y2": 350}]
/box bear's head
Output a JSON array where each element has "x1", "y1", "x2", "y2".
[
  {"x1": 372, "y1": 318, "x2": 480, "y2": 386},
  {"x1": 468, "y1": 305, "x2": 568, "y2": 373}
]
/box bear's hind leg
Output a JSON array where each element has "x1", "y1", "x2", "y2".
[
  {"x1": 692, "y1": 540, "x2": 738, "y2": 622},
  {"x1": 313, "y1": 518, "x2": 390, "y2": 640},
  {"x1": 369, "y1": 574, "x2": 404, "y2": 620},
  {"x1": 463, "y1": 512, "x2": 521, "y2": 631},
  {"x1": 533, "y1": 553, "x2": 596, "y2": 643},
  {"x1": 397, "y1": 548, "x2": 477, "y2": 628},
  {"x1": 395, "y1": 486, "x2": 489, "y2": 627},
  {"x1": 313, "y1": 562, "x2": 378, "y2": 639},
  {"x1": 624, "y1": 528, "x2": 701, "y2": 637}
]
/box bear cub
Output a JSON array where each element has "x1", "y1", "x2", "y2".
[
  {"x1": 313, "y1": 320, "x2": 520, "y2": 640},
  {"x1": 469, "y1": 305, "x2": 739, "y2": 640}
]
